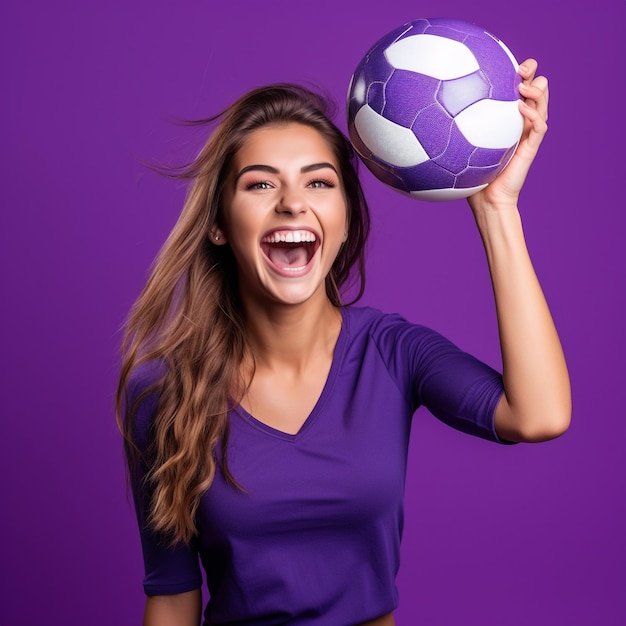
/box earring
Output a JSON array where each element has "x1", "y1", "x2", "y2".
[{"x1": 214, "y1": 235, "x2": 221, "y2": 241}]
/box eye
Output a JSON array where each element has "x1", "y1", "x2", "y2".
[
  {"x1": 307, "y1": 178, "x2": 335, "y2": 189},
  {"x1": 245, "y1": 180, "x2": 274, "y2": 190}
]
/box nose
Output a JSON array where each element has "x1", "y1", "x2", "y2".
[{"x1": 275, "y1": 187, "x2": 307, "y2": 215}]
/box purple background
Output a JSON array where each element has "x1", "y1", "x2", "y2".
[{"x1": 1, "y1": 1, "x2": 624, "y2": 624}]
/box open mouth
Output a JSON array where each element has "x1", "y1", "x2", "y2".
[{"x1": 260, "y1": 229, "x2": 320, "y2": 274}]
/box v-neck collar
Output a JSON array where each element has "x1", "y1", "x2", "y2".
[{"x1": 233, "y1": 307, "x2": 349, "y2": 442}]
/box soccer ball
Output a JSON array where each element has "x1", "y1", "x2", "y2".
[{"x1": 347, "y1": 17, "x2": 524, "y2": 201}]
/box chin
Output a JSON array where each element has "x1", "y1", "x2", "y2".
[{"x1": 267, "y1": 277, "x2": 329, "y2": 307}]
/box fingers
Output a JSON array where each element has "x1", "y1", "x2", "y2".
[
  {"x1": 520, "y1": 77, "x2": 549, "y2": 120},
  {"x1": 518, "y1": 98, "x2": 548, "y2": 153},
  {"x1": 516, "y1": 59, "x2": 549, "y2": 155},
  {"x1": 518, "y1": 59, "x2": 538, "y2": 83},
  {"x1": 518, "y1": 59, "x2": 549, "y2": 121}
]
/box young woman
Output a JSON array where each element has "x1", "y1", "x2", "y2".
[{"x1": 117, "y1": 60, "x2": 570, "y2": 626}]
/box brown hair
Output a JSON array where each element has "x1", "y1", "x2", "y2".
[{"x1": 116, "y1": 83, "x2": 371, "y2": 545}]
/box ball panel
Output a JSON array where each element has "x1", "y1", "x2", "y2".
[
  {"x1": 353, "y1": 105, "x2": 430, "y2": 167},
  {"x1": 384, "y1": 71, "x2": 440, "y2": 127},
  {"x1": 455, "y1": 99, "x2": 523, "y2": 149},
  {"x1": 424, "y1": 17, "x2": 489, "y2": 40},
  {"x1": 401, "y1": 159, "x2": 457, "y2": 191},
  {"x1": 348, "y1": 74, "x2": 366, "y2": 108},
  {"x1": 348, "y1": 118, "x2": 374, "y2": 159},
  {"x1": 360, "y1": 154, "x2": 412, "y2": 192},
  {"x1": 422, "y1": 24, "x2": 469, "y2": 43},
  {"x1": 462, "y1": 32, "x2": 520, "y2": 100},
  {"x1": 409, "y1": 183, "x2": 488, "y2": 201},
  {"x1": 373, "y1": 23, "x2": 417, "y2": 52},
  {"x1": 411, "y1": 105, "x2": 454, "y2": 158},
  {"x1": 402, "y1": 18, "x2": 430, "y2": 36},
  {"x1": 361, "y1": 54, "x2": 395, "y2": 90},
  {"x1": 385, "y1": 34, "x2": 479, "y2": 80},
  {"x1": 437, "y1": 71, "x2": 491, "y2": 116},
  {"x1": 496, "y1": 37, "x2": 520, "y2": 73},
  {"x1": 456, "y1": 164, "x2": 502, "y2": 188},
  {"x1": 347, "y1": 49, "x2": 395, "y2": 116},
  {"x1": 367, "y1": 81, "x2": 387, "y2": 113},
  {"x1": 433, "y1": 126, "x2": 476, "y2": 175},
  {"x1": 468, "y1": 147, "x2": 509, "y2": 168},
  {"x1": 500, "y1": 143, "x2": 517, "y2": 169}
]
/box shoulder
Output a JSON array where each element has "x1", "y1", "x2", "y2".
[
  {"x1": 126, "y1": 359, "x2": 167, "y2": 400},
  {"x1": 342, "y1": 304, "x2": 406, "y2": 334},
  {"x1": 342, "y1": 304, "x2": 445, "y2": 350},
  {"x1": 124, "y1": 359, "x2": 167, "y2": 448},
  {"x1": 342, "y1": 304, "x2": 484, "y2": 385}
]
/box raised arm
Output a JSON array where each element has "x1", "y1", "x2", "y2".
[
  {"x1": 143, "y1": 590, "x2": 202, "y2": 626},
  {"x1": 468, "y1": 59, "x2": 571, "y2": 443}
]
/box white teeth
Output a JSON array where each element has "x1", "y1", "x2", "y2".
[{"x1": 262, "y1": 230, "x2": 316, "y2": 244}]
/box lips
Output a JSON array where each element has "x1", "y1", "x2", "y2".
[{"x1": 260, "y1": 229, "x2": 320, "y2": 275}]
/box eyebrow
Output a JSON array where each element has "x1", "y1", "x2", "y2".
[{"x1": 234, "y1": 162, "x2": 339, "y2": 183}]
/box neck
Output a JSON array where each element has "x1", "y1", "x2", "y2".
[{"x1": 241, "y1": 294, "x2": 343, "y2": 373}]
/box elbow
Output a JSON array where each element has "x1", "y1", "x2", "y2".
[
  {"x1": 519, "y1": 412, "x2": 571, "y2": 442},
  {"x1": 497, "y1": 394, "x2": 572, "y2": 443},
  {"x1": 513, "y1": 406, "x2": 572, "y2": 443}
]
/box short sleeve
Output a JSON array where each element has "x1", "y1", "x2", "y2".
[
  {"x1": 125, "y1": 362, "x2": 203, "y2": 596},
  {"x1": 371, "y1": 313, "x2": 510, "y2": 444}
]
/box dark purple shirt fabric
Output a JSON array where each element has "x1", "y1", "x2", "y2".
[{"x1": 128, "y1": 305, "x2": 507, "y2": 625}]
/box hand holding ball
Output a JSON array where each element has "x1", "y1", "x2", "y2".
[{"x1": 347, "y1": 18, "x2": 523, "y2": 201}]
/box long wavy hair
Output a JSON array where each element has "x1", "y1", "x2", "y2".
[{"x1": 117, "y1": 83, "x2": 371, "y2": 545}]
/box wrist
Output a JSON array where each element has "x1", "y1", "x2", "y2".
[
  {"x1": 472, "y1": 199, "x2": 520, "y2": 230},
  {"x1": 472, "y1": 204, "x2": 526, "y2": 261},
  {"x1": 469, "y1": 191, "x2": 519, "y2": 214}
]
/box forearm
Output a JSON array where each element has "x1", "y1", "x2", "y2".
[
  {"x1": 143, "y1": 590, "x2": 202, "y2": 626},
  {"x1": 474, "y1": 204, "x2": 571, "y2": 442}
]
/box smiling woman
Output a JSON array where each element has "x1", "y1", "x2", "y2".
[
  {"x1": 215, "y1": 123, "x2": 349, "y2": 307},
  {"x1": 117, "y1": 74, "x2": 570, "y2": 626}
]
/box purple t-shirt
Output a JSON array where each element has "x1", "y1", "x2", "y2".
[{"x1": 128, "y1": 305, "x2": 506, "y2": 625}]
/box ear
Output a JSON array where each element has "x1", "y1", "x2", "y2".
[{"x1": 210, "y1": 227, "x2": 228, "y2": 245}]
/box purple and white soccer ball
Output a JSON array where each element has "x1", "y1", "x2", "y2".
[{"x1": 347, "y1": 17, "x2": 524, "y2": 201}]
